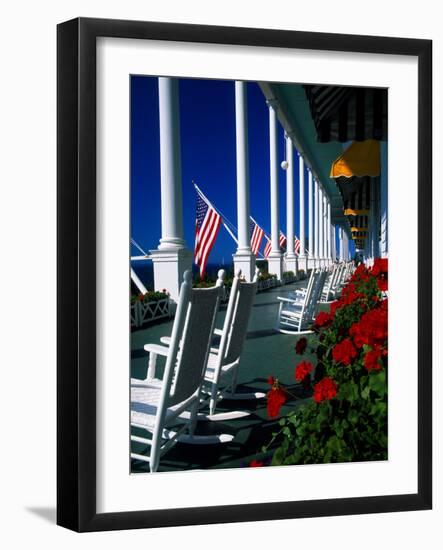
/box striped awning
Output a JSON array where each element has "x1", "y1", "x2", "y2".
[
  {"x1": 304, "y1": 85, "x2": 387, "y2": 143},
  {"x1": 350, "y1": 214, "x2": 369, "y2": 232},
  {"x1": 336, "y1": 176, "x2": 371, "y2": 216},
  {"x1": 351, "y1": 231, "x2": 368, "y2": 240}
]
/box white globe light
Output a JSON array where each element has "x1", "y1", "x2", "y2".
[{"x1": 281, "y1": 160, "x2": 289, "y2": 170}]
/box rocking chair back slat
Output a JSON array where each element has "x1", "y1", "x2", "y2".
[{"x1": 168, "y1": 282, "x2": 224, "y2": 407}]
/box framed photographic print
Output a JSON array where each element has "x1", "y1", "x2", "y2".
[{"x1": 57, "y1": 17, "x2": 432, "y2": 531}]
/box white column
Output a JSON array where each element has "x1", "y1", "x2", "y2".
[
  {"x1": 338, "y1": 227, "x2": 345, "y2": 262},
  {"x1": 267, "y1": 99, "x2": 283, "y2": 279},
  {"x1": 327, "y1": 199, "x2": 332, "y2": 264},
  {"x1": 284, "y1": 134, "x2": 298, "y2": 275},
  {"x1": 323, "y1": 193, "x2": 328, "y2": 263},
  {"x1": 307, "y1": 169, "x2": 314, "y2": 269},
  {"x1": 314, "y1": 179, "x2": 319, "y2": 263},
  {"x1": 150, "y1": 77, "x2": 192, "y2": 302},
  {"x1": 331, "y1": 225, "x2": 337, "y2": 261},
  {"x1": 298, "y1": 153, "x2": 307, "y2": 273},
  {"x1": 158, "y1": 77, "x2": 185, "y2": 250},
  {"x1": 233, "y1": 81, "x2": 255, "y2": 281},
  {"x1": 380, "y1": 142, "x2": 388, "y2": 257},
  {"x1": 370, "y1": 177, "x2": 379, "y2": 260},
  {"x1": 318, "y1": 186, "x2": 324, "y2": 266}
]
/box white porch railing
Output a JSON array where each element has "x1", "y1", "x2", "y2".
[{"x1": 131, "y1": 297, "x2": 171, "y2": 329}]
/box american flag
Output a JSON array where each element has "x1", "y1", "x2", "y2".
[
  {"x1": 194, "y1": 192, "x2": 221, "y2": 278},
  {"x1": 264, "y1": 231, "x2": 286, "y2": 258},
  {"x1": 294, "y1": 236, "x2": 300, "y2": 255},
  {"x1": 249, "y1": 218, "x2": 265, "y2": 255}
]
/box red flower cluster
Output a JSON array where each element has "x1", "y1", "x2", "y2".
[
  {"x1": 339, "y1": 282, "x2": 365, "y2": 307},
  {"x1": 349, "y1": 300, "x2": 388, "y2": 349},
  {"x1": 314, "y1": 311, "x2": 332, "y2": 328},
  {"x1": 371, "y1": 258, "x2": 388, "y2": 277},
  {"x1": 266, "y1": 378, "x2": 287, "y2": 418},
  {"x1": 377, "y1": 277, "x2": 388, "y2": 292},
  {"x1": 295, "y1": 337, "x2": 307, "y2": 354},
  {"x1": 249, "y1": 460, "x2": 264, "y2": 467},
  {"x1": 332, "y1": 337, "x2": 358, "y2": 366},
  {"x1": 313, "y1": 377, "x2": 337, "y2": 403},
  {"x1": 295, "y1": 360, "x2": 313, "y2": 382},
  {"x1": 364, "y1": 346, "x2": 383, "y2": 371}
]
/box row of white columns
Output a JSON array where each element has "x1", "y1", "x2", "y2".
[
  {"x1": 268, "y1": 104, "x2": 335, "y2": 278},
  {"x1": 150, "y1": 78, "x2": 338, "y2": 300}
]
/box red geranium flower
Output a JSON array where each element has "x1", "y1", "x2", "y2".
[
  {"x1": 314, "y1": 311, "x2": 332, "y2": 328},
  {"x1": 330, "y1": 300, "x2": 341, "y2": 316},
  {"x1": 364, "y1": 346, "x2": 383, "y2": 371},
  {"x1": 295, "y1": 337, "x2": 307, "y2": 354},
  {"x1": 377, "y1": 276, "x2": 388, "y2": 292},
  {"x1": 267, "y1": 376, "x2": 275, "y2": 386},
  {"x1": 295, "y1": 360, "x2": 313, "y2": 382},
  {"x1": 313, "y1": 377, "x2": 337, "y2": 403},
  {"x1": 350, "y1": 301, "x2": 388, "y2": 348},
  {"x1": 339, "y1": 282, "x2": 365, "y2": 306},
  {"x1": 266, "y1": 385, "x2": 287, "y2": 418},
  {"x1": 332, "y1": 338, "x2": 358, "y2": 366},
  {"x1": 372, "y1": 258, "x2": 388, "y2": 277},
  {"x1": 249, "y1": 460, "x2": 264, "y2": 467}
]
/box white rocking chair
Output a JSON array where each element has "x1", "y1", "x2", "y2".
[
  {"x1": 276, "y1": 269, "x2": 327, "y2": 333},
  {"x1": 200, "y1": 268, "x2": 264, "y2": 418},
  {"x1": 320, "y1": 264, "x2": 341, "y2": 303},
  {"x1": 159, "y1": 269, "x2": 263, "y2": 422},
  {"x1": 130, "y1": 270, "x2": 228, "y2": 473}
]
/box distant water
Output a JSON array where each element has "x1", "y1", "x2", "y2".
[{"x1": 130, "y1": 261, "x2": 236, "y2": 292}]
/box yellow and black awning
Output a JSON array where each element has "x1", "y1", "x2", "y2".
[
  {"x1": 330, "y1": 139, "x2": 380, "y2": 178},
  {"x1": 350, "y1": 214, "x2": 369, "y2": 230},
  {"x1": 336, "y1": 176, "x2": 371, "y2": 216},
  {"x1": 304, "y1": 86, "x2": 387, "y2": 143}
]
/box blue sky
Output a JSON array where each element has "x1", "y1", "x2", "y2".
[{"x1": 131, "y1": 76, "x2": 320, "y2": 264}]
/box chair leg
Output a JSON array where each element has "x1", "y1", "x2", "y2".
[
  {"x1": 209, "y1": 383, "x2": 218, "y2": 416},
  {"x1": 188, "y1": 399, "x2": 199, "y2": 436},
  {"x1": 149, "y1": 423, "x2": 163, "y2": 473},
  {"x1": 147, "y1": 352, "x2": 158, "y2": 380},
  {"x1": 230, "y1": 365, "x2": 239, "y2": 395}
]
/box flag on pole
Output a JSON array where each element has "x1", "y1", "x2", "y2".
[
  {"x1": 279, "y1": 231, "x2": 287, "y2": 250},
  {"x1": 294, "y1": 236, "x2": 301, "y2": 255},
  {"x1": 249, "y1": 218, "x2": 265, "y2": 255},
  {"x1": 194, "y1": 191, "x2": 221, "y2": 278},
  {"x1": 264, "y1": 231, "x2": 286, "y2": 258}
]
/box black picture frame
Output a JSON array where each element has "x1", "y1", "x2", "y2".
[{"x1": 57, "y1": 17, "x2": 432, "y2": 532}]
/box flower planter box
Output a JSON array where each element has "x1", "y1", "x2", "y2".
[
  {"x1": 282, "y1": 275, "x2": 296, "y2": 285},
  {"x1": 257, "y1": 277, "x2": 279, "y2": 292},
  {"x1": 131, "y1": 297, "x2": 171, "y2": 328}
]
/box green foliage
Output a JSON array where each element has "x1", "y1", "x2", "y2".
[{"x1": 258, "y1": 271, "x2": 277, "y2": 281}]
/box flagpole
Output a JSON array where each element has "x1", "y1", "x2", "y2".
[{"x1": 194, "y1": 182, "x2": 268, "y2": 258}]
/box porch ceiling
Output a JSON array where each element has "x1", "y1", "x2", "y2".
[{"x1": 259, "y1": 82, "x2": 350, "y2": 234}]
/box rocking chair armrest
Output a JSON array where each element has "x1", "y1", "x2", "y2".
[
  {"x1": 277, "y1": 296, "x2": 299, "y2": 303},
  {"x1": 130, "y1": 377, "x2": 162, "y2": 388},
  {"x1": 143, "y1": 343, "x2": 170, "y2": 356},
  {"x1": 159, "y1": 336, "x2": 171, "y2": 346}
]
